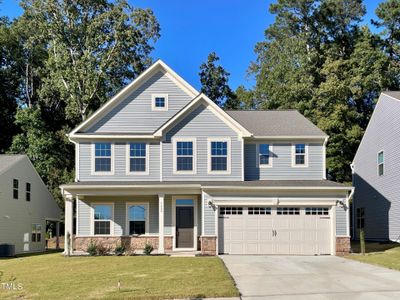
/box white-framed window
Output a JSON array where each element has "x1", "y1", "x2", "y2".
[
  {"x1": 26, "y1": 182, "x2": 31, "y2": 202},
  {"x1": 258, "y1": 144, "x2": 272, "y2": 167},
  {"x1": 92, "y1": 204, "x2": 113, "y2": 235},
  {"x1": 126, "y1": 143, "x2": 149, "y2": 175},
  {"x1": 377, "y1": 150, "x2": 384, "y2": 176},
  {"x1": 292, "y1": 143, "x2": 308, "y2": 167},
  {"x1": 220, "y1": 207, "x2": 243, "y2": 215},
  {"x1": 92, "y1": 143, "x2": 114, "y2": 174},
  {"x1": 31, "y1": 224, "x2": 42, "y2": 242},
  {"x1": 173, "y1": 138, "x2": 196, "y2": 174},
  {"x1": 277, "y1": 207, "x2": 300, "y2": 215},
  {"x1": 126, "y1": 203, "x2": 149, "y2": 235},
  {"x1": 305, "y1": 207, "x2": 329, "y2": 215},
  {"x1": 208, "y1": 138, "x2": 231, "y2": 174},
  {"x1": 13, "y1": 179, "x2": 18, "y2": 199},
  {"x1": 151, "y1": 93, "x2": 168, "y2": 111}
]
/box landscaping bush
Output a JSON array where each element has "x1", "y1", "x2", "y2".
[
  {"x1": 143, "y1": 243, "x2": 154, "y2": 255},
  {"x1": 86, "y1": 241, "x2": 97, "y2": 256},
  {"x1": 96, "y1": 243, "x2": 110, "y2": 256},
  {"x1": 115, "y1": 243, "x2": 126, "y2": 256}
]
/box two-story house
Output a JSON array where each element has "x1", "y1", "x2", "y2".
[
  {"x1": 0, "y1": 155, "x2": 61, "y2": 255},
  {"x1": 352, "y1": 92, "x2": 400, "y2": 242},
  {"x1": 60, "y1": 60, "x2": 353, "y2": 256}
]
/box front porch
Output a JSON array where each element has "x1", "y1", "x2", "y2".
[{"x1": 62, "y1": 189, "x2": 217, "y2": 255}]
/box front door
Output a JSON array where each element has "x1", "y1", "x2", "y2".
[{"x1": 176, "y1": 207, "x2": 194, "y2": 248}]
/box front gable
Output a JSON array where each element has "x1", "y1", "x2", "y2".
[
  {"x1": 70, "y1": 60, "x2": 198, "y2": 136},
  {"x1": 85, "y1": 71, "x2": 193, "y2": 133}
]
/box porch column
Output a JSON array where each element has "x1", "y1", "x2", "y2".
[
  {"x1": 56, "y1": 221, "x2": 60, "y2": 250},
  {"x1": 64, "y1": 195, "x2": 73, "y2": 255},
  {"x1": 158, "y1": 194, "x2": 165, "y2": 254}
]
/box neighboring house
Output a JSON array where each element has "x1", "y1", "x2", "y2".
[
  {"x1": 0, "y1": 155, "x2": 61, "y2": 254},
  {"x1": 352, "y1": 92, "x2": 400, "y2": 242},
  {"x1": 60, "y1": 60, "x2": 353, "y2": 256}
]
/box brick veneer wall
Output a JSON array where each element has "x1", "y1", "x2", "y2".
[
  {"x1": 200, "y1": 236, "x2": 217, "y2": 255},
  {"x1": 74, "y1": 236, "x2": 173, "y2": 253},
  {"x1": 336, "y1": 236, "x2": 351, "y2": 255}
]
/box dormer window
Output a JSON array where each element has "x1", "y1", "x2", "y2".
[{"x1": 152, "y1": 94, "x2": 168, "y2": 111}]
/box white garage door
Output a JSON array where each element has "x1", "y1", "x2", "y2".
[{"x1": 218, "y1": 206, "x2": 332, "y2": 255}]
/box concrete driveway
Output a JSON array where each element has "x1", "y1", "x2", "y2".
[{"x1": 222, "y1": 255, "x2": 400, "y2": 299}]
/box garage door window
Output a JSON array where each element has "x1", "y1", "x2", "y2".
[
  {"x1": 305, "y1": 208, "x2": 329, "y2": 215},
  {"x1": 277, "y1": 207, "x2": 300, "y2": 215},
  {"x1": 248, "y1": 207, "x2": 271, "y2": 215},
  {"x1": 220, "y1": 207, "x2": 243, "y2": 215}
]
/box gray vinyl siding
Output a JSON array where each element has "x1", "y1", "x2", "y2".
[
  {"x1": 0, "y1": 157, "x2": 60, "y2": 254},
  {"x1": 163, "y1": 104, "x2": 242, "y2": 181},
  {"x1": 336, "y1": 206, "x2": 348, "y2": 236},
  {"x1": 78, "y1": 141, "x2": 160, "y2": 181},
  {"x1": 77, "y1": 199, "x2": 91, "y2": 235},
  {"x1": 203, "y1": 193, "x2": 216, "y2": 235},
  {"x1": 85, "y1": 71, "x2": 193, "y2": 133},
  {"x1": 353, "y1": 94, "x2": 400, "y2": 241},
  {"x1": 244, "y1": 142, "x2": 324, "y2": 180}
]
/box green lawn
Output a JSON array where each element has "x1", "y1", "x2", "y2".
[
  {"x1": 0, "y1": 253, "x2": 239, "y2": 299},
  {"x1": 347, "y1": 241, "x2": 400, "y2": 271}
]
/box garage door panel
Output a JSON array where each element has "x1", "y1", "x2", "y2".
[{"x1": 219, "y1": 206, "x2": 332, "y2": 255}]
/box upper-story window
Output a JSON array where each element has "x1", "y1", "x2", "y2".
[
  {"x1": 127, "y1": 143, "x2": 148, "y2": 174},
  {"x1": 173, "y1": 138, "x2": 196, "y2": 174},
  {"x1": 377, "y1": 150, "x2": 384, "y2": 176},
  {"x1": 258, "y1": 144, "x2": 272, "y2": 167},
  {"x1": 13, "y1": 179, "x2": 18, "y2": 199},
  {"x1": 208, "y1": 138, "x2": 231, "y2": 173},
  {"x1": 292, "y1": 143, "x2": 308, "y2": 167},
  {"x1": 26, "y1": 182, "x2": 31, "y2": 202},
  {"x1": 152, "y1": 94, "x2": 168, "y2": 111},
  {"x1": 93, "y1": 143, "x2": 113, "y2": 174}
]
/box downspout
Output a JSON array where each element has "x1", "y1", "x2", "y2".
[
  {"x1": 67, "y1": 134, "x2": 79, "y2": 182},
  {"x1": 350, "y1": 163, "x2": 355, "y2": 239}
]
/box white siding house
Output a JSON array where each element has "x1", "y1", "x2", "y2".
[{"x1": 0, "y1": 155, "x2": 61, "y2": 254}]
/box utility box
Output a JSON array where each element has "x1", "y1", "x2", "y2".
[{"x1": 0, "y1": 244, "x2": 16, "y2": 257}]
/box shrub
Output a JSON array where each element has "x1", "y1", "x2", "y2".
[
  {"x1": 86, "y1": 241, "x2": 97, "y2": 256},
  {"x1": 97, "y1": 243, "x2": 110, "y2": 256},
  {"x1": 115, "y1": 243, "x2": 126, "y2": 256},
  {"x1": 143, "y1": 243, "x2": 154, "y2": 255}
]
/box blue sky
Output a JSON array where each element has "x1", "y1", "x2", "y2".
[{"x1": 1, "y1": 0, "x2": 381, "y2": 90}]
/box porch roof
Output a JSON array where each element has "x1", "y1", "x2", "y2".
[{"x1": 61, "y1": 180, "x2": 352, "y2": 193}]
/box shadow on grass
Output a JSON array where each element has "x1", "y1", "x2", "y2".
[
  {"x1": 351, "y1": 241, "x2": 400, "y2": 254},
  {"x1": 0, "y1": 249, "x2": 63, "y2": 260}
]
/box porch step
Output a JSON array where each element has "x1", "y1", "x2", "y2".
[{"x1": 166, "y1": 251, "x2": 200, "y2": 257}]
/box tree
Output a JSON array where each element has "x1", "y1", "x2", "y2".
[
  {"x1": 373, "y1": 0, "x2": 400, "y2": 89},
  {"x1": 199, "y1": 52, "x2": 238, "y2": 107},
  {"x1": 0, "y1": 18, "x2": 19, "y2": 153},
  {"x1": 21, "y1": 0, "x2": 160, "y2": 123}
]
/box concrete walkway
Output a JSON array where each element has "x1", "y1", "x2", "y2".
[{"x1": 222, "y1": 255, "x2": 400, "y2": 299}]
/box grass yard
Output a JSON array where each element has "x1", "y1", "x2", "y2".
[
  {"x1": 0, "y1": 253, "x2": 239, "y2": 300},
  {"x1": 347, "y1": 241, "x2": 400, "y2": 271}
]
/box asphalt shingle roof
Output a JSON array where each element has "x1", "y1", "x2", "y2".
[
  {"x1": 225, "y1": 110, "x2": 327, "y2": 137},
  {"x1": 383, "y1": 91, "x2": 400, "y2": 101}
]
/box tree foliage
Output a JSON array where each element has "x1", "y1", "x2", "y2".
[{"x1": 199, "y1": 52, "x2": 238, "y2": 108}]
